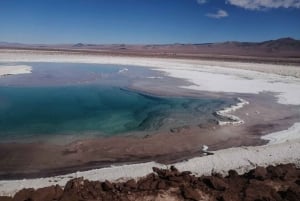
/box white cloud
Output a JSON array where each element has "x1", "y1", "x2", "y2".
[
  {"x1": 227, "y1": 0, "x2": 300, "y2": 10},
  {"x1": 197, "y1": 0, "x2": 207, "y2": 4},
  {"x1": 206, "y1": 9, "x2": 229, "y2": 18}
]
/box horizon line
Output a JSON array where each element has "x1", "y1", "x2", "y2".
[{"x1": 0, "y1": 37, "x2": 299, "y2": 46}]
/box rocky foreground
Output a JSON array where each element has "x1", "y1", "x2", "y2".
[{"x1": 0, "y1": 164, "x2": 299, "y2": 201}]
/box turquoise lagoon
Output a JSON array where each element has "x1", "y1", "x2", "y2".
[{"x1": 0, "y1": 63, "x2": 231, "y2": 143}]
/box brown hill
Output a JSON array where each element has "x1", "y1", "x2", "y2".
[{"x1": 1, "y1": 38, "x2": 300, "y2": 64}]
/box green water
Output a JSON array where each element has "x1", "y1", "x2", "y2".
[
  {"x1": 0, "y1": 63, "x2": 231, "y2": 143},
  {"x1": 0, "y1": 85, "x2": 227, "y2": 142}
]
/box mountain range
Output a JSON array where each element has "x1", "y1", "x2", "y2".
[{"x1": 1, "y1": 37, "x2": 300, "y2": 62}]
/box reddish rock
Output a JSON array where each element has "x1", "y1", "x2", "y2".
[
  {"x1": 281, "y1": 184, "x2": 300, "y2": 201},
  {"x1": 227, "y1": 169, "x2": 239, "y2": 178},
  {"x1": 32, "y1": 185, "x2": 63, "y2": 201},
  {"x1": 218, "y1": 191, "x2": 241, "y2": 201},
  {"x1": 181, "y1": 170, "x2": 192, "y2": 176},
  {"x1": 169, "y1": 175, "x2": 184, "y2": 183},
  {"x1": 249, "y1": 166, "x2": 268, "y2": 180},
  {"x1": 1, "y1": 164, "x2": 299, "y2": 201},
  {"x1": 124, "y1": 179, "x2": 137, "y2": 190},
  {"x1": 64, "y1": 177, "x2": 84, "y2": 192},
  {"x1": 202, "y1": 177, "x2": 228, "y2": 191},
  {"x1": 157, "y1": 180, "x2": 167, "y2": 190},
  {"x1": 181, "y1": 186, "x2": 202, "y2": 201},
  {"x1": 244, "y1": 180, "x2": 283, "y2": 201},
  {"x1": 266, "y1": 164, "x2": 294, "y2": 180},
  {"x1": 13, "y1": 188, "x2": 35, "y2": 201},
  {"x1": 137, "y1": 178, "x2": 153, "y2": 190},
  {"x1": 102, "y1": 180, "x2": 114, "y2": 191},
  {"x1": 0, "y1": 197, "x2": 13, "y2": 201}
]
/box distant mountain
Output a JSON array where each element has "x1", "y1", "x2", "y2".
[
  {"x1": 0, "y1": 42, "x2": 27, "y2": 47},
  {"x1": 1, "y1": 38, "x2": 300, "y2": 59},
  {"x1": 259, "y1": 37, "x2": 300, "y2": 49},
  {"x1": 72, "y1": 43, "x2": 85, "y2": 47},
  {"x1": 215, "y1": 37, "x2": 300, "y2": 49}
]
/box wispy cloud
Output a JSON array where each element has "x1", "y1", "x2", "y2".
[
  {"x1": 197, "y1": 0, "x2": 207, "y2": 4},
  {"x1": 227, "y1": 0, "x2": 300, "y2": 10},
  {"x1": 206, "y1": 9, "x2": 229, "y2": 18}
]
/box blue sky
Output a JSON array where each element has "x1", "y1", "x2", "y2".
[{"x1": 0, "y1": 0, "x2": 299, "y2": 44}]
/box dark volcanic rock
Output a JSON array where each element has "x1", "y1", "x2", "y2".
[{"x1": 2, "y1": 163, "x2": 300, "y2": 201}]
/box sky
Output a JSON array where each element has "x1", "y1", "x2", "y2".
[{"x1": 0, "y1": 0, "x2": 300, "y2": 44}]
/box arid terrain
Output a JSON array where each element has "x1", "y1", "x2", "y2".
[
  {"x1": 0, "y1": 38, "x2": 300, "y2": 199},
  {"x1": 1, "y1": 37, "x2": 300, "y2": 65}
]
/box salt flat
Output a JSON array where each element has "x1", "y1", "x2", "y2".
[
  {"x1": 0, "y1": 64, "x2": 32, "y2": 76},
  {"x1": 0, "y1": 50, "x2": 300, "y2": 196}
]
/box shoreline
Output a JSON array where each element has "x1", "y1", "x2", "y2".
[
  {"x1": 1, "y1": 49, "x2": 300, "y2": 78},
  {"x1": 0, "y1": 50, "x2": 300, "y2": 195},
  {"x1": 0, "y1": 91, "x2": 297, "y2": 180},
  {"x1": 1, "y1": 139, "x2": 300, "y2": 196}
]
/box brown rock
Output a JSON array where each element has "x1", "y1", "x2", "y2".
[
  {"x1": 170, "y1": 165, "x2": 178, "y2": 172},
  {"x1": 181, "y1": 171, "x2": 192, "y2": 176},
  {"x1": 249, "y1": 166, "x2": 268, "y2": 180},
  {"x1": 13, "y1": 188, "x2": 34, "y2": 201},
  {"x1": 244, "y1": 180, "x2": 283, "y2": 201},
  {"x1": 157, "y1": 180, "x2": 167, "y2": 190},
  {"x1": 202, "y1": 177, "x2": 228, "y2": 191},
  {"x1": 125, "y1": 179, "x2": 137, "y2": 189},
  {"x1": 219, "y1": 191, "x2": 240, "y2": 201},
  {"x1": 64, "y1": 177, "x2": 84, "y2": 192},
  {"x1": 168, "y1": 175, "x2": 184, "y2": 183},
  {"x1": 153, "y1": 167, "x2": 170, "y2": 179},
  {"x1": 266, "y1": 164, "x2": 295, "y2": 180},
  {"x1": 60, "y1": 193, "x2": 80, "y2": 201},
  {"x1": 166, "y1": 180, "x2": 180, "y2": 188},
  {"x1": 227, "y1": 170, "x2": 239, "y2": 178},
  {"x1": 102, "y1": 180, "x2": 114, "y2": 191},
  {"x1": 138, "y1": 178, "x2": 153, "y2": 190},
  {"x1": 281, "y1": 184, "x2": 300, "y2": 201},
  {"x1": 0, "y1": 197, "x2": 13, "y2": 201},
  {"x1": 32, "y1": 185, "x2": 63, "y2": 201},
  {"x1": 2, "y1": 164, "x2": 299, "y2": 201},
  {"x1": 181, "y1": 186, "x2": 202, "y2": 201}
]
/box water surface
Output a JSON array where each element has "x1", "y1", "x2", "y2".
[{"x1": 0, "y1": 63, "x2": 232, "y2": 143}]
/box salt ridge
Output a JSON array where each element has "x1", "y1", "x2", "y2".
[{"x1": 214, "y1": 97, "x2": 249, "y2": 126}]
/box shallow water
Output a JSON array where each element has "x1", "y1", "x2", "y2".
[{"x1": 0, "y1": 63, "x2": 232, "y2": 143}]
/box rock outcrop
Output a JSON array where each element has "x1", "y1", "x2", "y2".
[{"x1": 1, "y1": 164, "x2": 299, "y2": 201}]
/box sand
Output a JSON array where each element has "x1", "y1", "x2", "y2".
[
  {"x1": 0, "y1": 64, "x2": 32, "y2": 76},
  {"x1": 0, "y1": 49, "x2": 300, "y2": 195}
]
